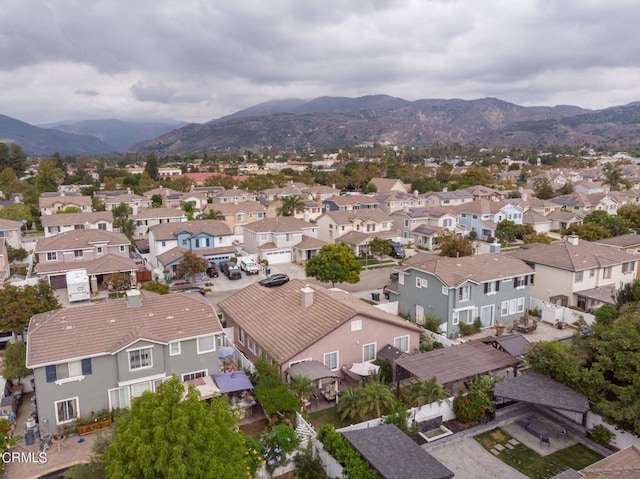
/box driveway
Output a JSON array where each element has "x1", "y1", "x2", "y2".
[{"x1": 426, "y1": 435, "x2": 528, "y2": 479}]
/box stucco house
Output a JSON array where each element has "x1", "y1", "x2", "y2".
[
  {"x1": 390, "y1": 207, "x2": 458, "y2": 249},
  {"x1": 132, "y1": 208, "x2": 187, "y2": 237},
  {"x1": 217, "y1": 280, "x2": 423, "y2": 381},
  {"x1": 39, "y1": 193, "x2": 93, "y2": 216},
  {"x1": 316, "y1": 209, "x2": 394, "y2": 245},
  {"x1": 321, "y1": 195, "x2": 380, "y2": 213},
  {"x1": 25, "y1": 290, "x2": 225, "y2": 431},
  {"x1": 375, "y1": 191, "x2": 423, "y2": 214},
  {"x1": 387, "y1": 252, "x2": 534, "y2": 336},
  {"x1": 41, "y1": 212, "x2": 114, "y2": 238},
  {"x1": 421, "y1": 189, "x2": 473, "y2": 207},
  {"x1": 211, "y1": 187, "x2": 257, "y2": 204},
  {"x1": 97, "y1": 191, "x2": 151, "y2": 216},
  {"x1": 367, "y1": 177, "x2": 410, "y2": 194},
  {"x1": 510, "y1": 235, "x2": 639, "y2": 310},
  {"x1": 242, "y1": 217, "x2": 318, "y2": 265},
  {"x1": 0, "y1": 218, "x2": 22, "y2": 248},
  {"x1": 202, "y1": 201, "x2": 266, "y2": 241},
  {"x1": 451, "y1": 200, "x2": 524, "y2": 240}
]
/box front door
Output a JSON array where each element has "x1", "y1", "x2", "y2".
[{"x1": 480, "y1": 305, "x2": 494, "y2": 327}]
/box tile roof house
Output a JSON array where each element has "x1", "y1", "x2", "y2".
[
  {"x1": 38, "y1": 193, "x2": 93, "y2": 216},
  {"x1": 26, "y1": 289, "x2": 225, "y2": 430},
  {"x1": 390, "y1": 207, "x2": 458, "y2": 250},
  {"x1": 217, "y1": 280, "x2": 423, "y2": 381},
  {"x1": 321, "y1": 194, "x2": 380, "y2": 212},
  {"x1": 202, "y1": 201, "x2": 266, "y2": 241},
  {"x1": 422, "y1": 189, "x2": 474, "y2": 207},
  {"x1": 211, "y1": 187, "x2": 257, "y2": 204},
  {"x1": 97, "y1": 191, "x2": 151, "y2": 215},
  {"x1": 388, "y1": 252, "x2": 534, "y2": 336},
  {"x1": 316, "y1": 209, "x2": 394, "y2": 247},
  {"x1": 242, "y1": 217, "x2": 318, "y2": 264},
  {"x1": 451, "y1": 200, "x2": 524, "y2": 241},
  {"x1": 0, "y1": 218, "x2": 22, "y2": 248},
  {"x1": 374, "y1": 191, "x2": 423, "y2": 214},
  {"x1": 510, "y1": 235, "x2": 639, "y2": 309},
  {"x1": 41, "y1": 212, "x2": 114, "y2": 238},
  {"x1": 131, "y1": 207, "x2": 187, "y2": 237},
  {"x1": 0, "y1": 240, "x2": 8, "y2": 284},
  {"x1": 367, "y1": 177, "x2": 410, "y2": 194},
  {"x1": 148, "y1": 220, "x2": 235, "y2": 273},
  {"x1": 34, "y1": 230, "x2": 137, "y2": 290}
]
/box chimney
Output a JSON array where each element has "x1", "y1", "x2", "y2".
[
  {"x1": 301, "y1": 286, "x2": 314, "y2": 308},
  {"x1": 126, "y1": 289, "x2": 143, "y2": 308},
  {"x1": 567, "y1": 234, "x2": 579, "y2": 246}
]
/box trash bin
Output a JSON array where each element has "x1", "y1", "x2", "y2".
[
  {"x1": 371, "y1": 293, "x2": 380, "y2": 301},
  {"x1": 25, "y1": 429, "x2": 35, "y2": 446},
  {"x1": 266, "y1": 268, "x2": 271, "y2": 275}
]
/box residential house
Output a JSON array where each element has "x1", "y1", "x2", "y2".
[
  {"x1": 41, "y1": 212, "x2": 114, "y2": 238},
  {"x1": 97, "y1": 191, "x2": 151, "y2": 215},
  {"x1": 550, "y1": 192, "x2": 618, "y2": 215},
  {"x1": 316, "y1": 209, "x2": 394, "y2": 248},
  {"x1": 451, "y1": 200, "x2": 524, "y2": 240},
  {"x1": 458, "y1": 185, "x2": 507, "y2": 201},
  {"x1": 573, "y1": 181, "x2": 608, "y2": 195},
  {"x1": 258, "y1": 185, "x2": 305, "y2": 205},
  {"x1": 148, "y1": 220, "x2": 235, "y2": 273},
  {"x1": 292, "y1": 235, "x2": 329, "y2": 264},
  {"x1": 375, "y1": 191, "x2": 423, "y2": 214},
  {"x1": 422, "y1": 189, "x2": 474, "y2": 207},
  {"x1": 217, "y1": 280, "x2": 422, "y2": 381},
  {"x1": 546, "y1": 210, "x2": 584, "y2": 232},
  {"x1": 0, "y1": 219, "x2": 22, "y2": 248},
  {"x1": 211, "y1": 187, "x2": 257, "y2": 204},
  {"x1": 291, "y1": 199, "x2": 323, "y2": 222},
  {"x1": 25, "y1": 290, "x2": 225, "y2": 429},
  {"x1": 390, "y1": 207, "x2": 459, "y2": 249},
  {"x1": 594, "y1": 233, "x2": 640, "y2": 278},
  {"x1": 34, "y1": 230, "x2": 137, "y2": 291},
  {"x1": 202, "y1": 201, "x2": 266, "y2": 240},
  {"x1": 131, "y1": 208, "x2": 187, "y2": 237},
  {"x1": 302, "y1": 185, "x2": 341, "y2": 202},
  {"x1": 367, "y1": 177, "x2": 410, "y2": 194},
  {"x1": 510, "y1": 235, "x2": 639, "y2": 310},
  {"x1": 321, "y1": 194, "x2": 379, "y2": 212},
  {"x1": 521, "y1": 209, "x2": 553, "y2": 233},
  {"x1": 0, "y1": 240, "x2": 8, "y2": 284},
  {"x1": 242, "y1": 217, "x2": 318, "y2": 264},
  {"x1": 387, "y1": 252, "x2": 534, "y2": 336},
  {"x1": 39, "y1": 193, "x2": 93, "y2": 216}
]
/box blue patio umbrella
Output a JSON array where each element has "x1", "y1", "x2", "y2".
[{"x1": 217, "y1": 346, "x2": 235, "y2": 360}]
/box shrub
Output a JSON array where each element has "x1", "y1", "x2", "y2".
[
  {"x1": 452, "y1": 392, "x2": 486, "y2": 424},
  {"x1": 458, "y1": 318, "x2": 482, "y2": 336},
  {"x1": 589, "y1": 424, "x2": 614, "y2": 446},
  {"x1": 260, "y1": 424, "x2": 300, "y2": 475},
  {"x1": 317, "y1": 425, "x2": 380, "y2": 479},
  {"x1": 529, "y1": 307, "x2": 540, "y2": 317},
  {"x1": 422, "y1": 316, "x2": 442, "y2": 333}
]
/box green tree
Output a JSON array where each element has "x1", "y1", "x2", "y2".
[
  {"x1": 181, "y1": 200, "x2": 197, "y2": 220},
  {"x1": 594, "y1": 304, "x2": 618, "y2": 326},
  {"x1": 2, "y1": 341, "x2": 32, "y2": 383},
  {"x1": 0, "y1": 167, "x2": 25, "y2": 195},
  {"x1": 305, "y1": 243, "x2": 361, "y2": 287},
  {"x1": 112, "y1": 202, "x2": 135, "y2": 241},
  {"x1": 566, "y1": 222, "x2": 612, "y2": 241},
  {"x1": 533, "y1": 179, "x2": 555, "y2": 200},
  {"x1": 582, "y1": 210, "x2": 630, "y2": 237},
  {"x1": 0, "y1": 142, "x2": 28, "y2": 178},
  {"x1": 368, "y1": 237, "x2": 392, "y2": 260},
  {"x1": 602, "y1": 163, "x2": 630, "y2": 191},
  {"x1": 103, "y1": 376, "x2": 248, "y2": 479},
  {"x1": 336, "y1": 388, "x2": 362, "y2": 421},
  {"x1": 151, "y1": 194, "x2": 163, "y2": 207},
  {"x1": 144, "y1": 153, "x2": 159, "y2": 181},
  {"x1": 0, "y1": 282, "x2": 61, "y2": 333},
  {"x1": 356, "y1": 379, "x2": 399, "y2": 420},
  {"x1": 618, "y1": 204, "x2": 640, "y2": 231},
  {"x1": 402, "y1": 377, "x2": 447, "y2": 407},
  {"x1": 0, "y1": 204, "x2": 34, "y2": 224},
  {"x1": 293, "y1": 441, "x2": 326, "y2": 479},
  {"x1": 523, "y1": 232, "x2": 554, "y2": 244},
  {"x1": 437, "y1": 231, "x2": 473, "y2": 257},
  {"x1": 34, "y1": 159, "x2": 65, "y2": 192},
  {"x1": 176, "y1": 250, "x2": 207, "y2": 284},
  {"x1": 7, "y1": 245, "x2": 28, "y2": 263},
  {"x1": 276, "y1": 195, "x2": 307, "y2": 217},
  {"x1": 495, "y1": 220, "x2": 521, "y2": 243},
  {"x1": 289, "y1": 375, "x2": 315, "y2": 409},
  {"x1": 0, "y1": 418, "x2": 19, "y2": 475},
  {"x1": 199, "y1": 208, "x2": 225, "y2": 220}
]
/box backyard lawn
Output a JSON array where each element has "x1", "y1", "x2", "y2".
[
  {"x1": 306, "y1": 407, "x2": 351, "y2": 430},
  {"x1": 474, "y1": 428, "x2": 603, "y2": 479}
]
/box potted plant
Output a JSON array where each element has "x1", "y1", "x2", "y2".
[{"x1": 76, "y1": 409, "x2": 112, "y2": 436}]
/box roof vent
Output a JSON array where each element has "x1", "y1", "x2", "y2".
[
  {"x1": 567, "y1": 234, "x2": 579, "y2": 246},
  {"x1": 301, "y1": 286, "x2": 314, "y2": 308},
  {"x1": 166, "y1": 315, "x2": 175, "y2": 320},
  {"x1": 126, "y1": 289, "x2": 143, "y2": 308}
]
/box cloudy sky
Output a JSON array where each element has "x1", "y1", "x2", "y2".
[{"x1": 2, "y1": 0, "x2": 639, "y2": 125}]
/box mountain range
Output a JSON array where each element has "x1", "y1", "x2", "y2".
[{"x1": 3, "y1": 95, "x2": 640, "y2": 156}]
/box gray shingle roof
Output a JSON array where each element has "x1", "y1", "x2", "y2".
[{"x1": 342, "y1": 424, "x2": 453, "y2": 479}]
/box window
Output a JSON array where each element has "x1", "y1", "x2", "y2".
[
  {"x1": 351, "y1": 319, "x2": 362, "y2": 331},
  {"x1": 514, "y1": 276, "x2": 528, "y2": 288},
  {"x1": 575, "y1": 271, "x2": 583, "y2": 283},
  {"x1": 394, "y1": 336, "x2": 409, "y2": 353},
  {"x1": 197, "y1": 335, "x2": 215, "y2": 354},
  {"x1": 452, "y1": 311, "x2": 459, "y2": 325},
  {"x1": 501, "y1": 300, "x2": 509, "y2": 317},
  {"x1": 129, "y1": 347, "x2": 153, "y2": 370},
  {"x1": 324, "y1": 351, "x2": 338, "y2": 371},
  {"x1": 416, "y1": 277, "x2": 428, "y2": 288},
  {"x1": 458, "y1": 285, "x2": 470, "y2": 301},
  {"x1": 131, "y1": 381, "x2": 152, "y2": 398},
  {"x1": 181, "y1": 370, "x2": 207, "y2": 382},
  {"x1": 484, "y1": 281, "x2": 499, "y2": 295},
  {"x1": 589, "y1": 269, "x2": 596, "y2": 278},
  {"x1": 98, "y1": 223, "x2": 107, "y2": 230},
  {"x1": 169, "y1": 341, "x2": 181, "y2": 356},
  {"x1": 238, "y1": 328, "x2": 245, "y2": 345},
  {"x1": 97, "y1": 247, "x2": 103, "y2": 254},
  {"x1": 46, "y1": 252, "x2": 58, "y2": 261},
  {"x1": 46, "y1": 359, "x2": 92, "y2": 383},
  {"x1": 363, "y1": 343, "x2": 376, "y2": 362},
  {"x1": 443, "y1": 219, "x2": 452, "y2": 227},
  {"x1": 603, "y1": 267, "x2": 612, "y2": 279},
  {"x1": 49, "y1": 226, "x2": 60, "y2": 234},
  {"x1": 109, "y1": 387, "x2": 130, "y2": 410},
  {"x1": 442, "y1": 286, "x2": 448, "y2": 295},
  {"x1": 55, "y1": 397, "x2": 79, "y2": 424},
  {"x1": 119, "y1": 245, "x2": 126, "y2": 252},
  {"x1": 517, "y1": 297, "x2": 525, "y2": 313},
  {"x1": 74, "y1": 249, "x2": 83, "y2": 258},
  {"x1": 415, "y1": 305, "x2": 424, "y2": 324},
  {"x1": 74, "y1": 224, "x2": 84, "y2": 230},
  {"x1": 623, "y1": 262, "x2": 634, "y2": 274}
]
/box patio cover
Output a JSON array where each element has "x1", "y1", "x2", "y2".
[
  {"x1": 212, "y1": 371, "x2": 254, "y2": 394},
  {"x1": 184, "y1": 375, "x2": 220, "y2": 400},
  {"x1": 575, "y1": 285, "x2": 617, "y2": 305},
  {"x1": 486, "y1": 334, "x2": 530, "y2": 357},
  {"x1": 494, "y1": 372, "x2": 590, "y2": 413},
  {"x1": 342, "y1": 424, "x2": 453, "y2": 479},
  {"x1": 286, "y1": 360, "x2": 340, "y2": 381},
  {"x1": 349, "y1": 361, "x2": 380, "y2": 377}
]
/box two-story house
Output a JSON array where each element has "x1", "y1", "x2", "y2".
[
  {"x1": 203, "y1": 201, "x2": 266, "y2": 241},
  {"x1": 218, "y1": 280, "x2": 422, "y2": 382},
  {"x1": 242, "y1": 217, "x2": 318, "y2": 264},
  {"x1": 421, "y1": 190, "x2": 473, "y2": 208},
  {"x1": 211, "y1": 187, "x2": 257, "y2": 204},
  {"x1": 0, "y1": 240, "x2": 8, "y2": 284},
  {"x1": 41, "y1": 212, "x2": 114, "y2": 238},
  {"x1": 96, "y1": 191, "x2": 151, "y2": 216},
  {"x1": 131, "y1": 208, "x2": 187, "y2": 237},
  {"x1": 148, "y1": 220, "x2": 235, "y2": 273},
  {"x1": 551, "y1": 192, "x2": 619, "y2": 215},
  {"x1": 387, "y1": 252, "x2": 534, "y2": 336},
  {"x1": 367, "y1": 178, "x2": 410, "y2": 194},
  {"x1": 452, "y1": 200, "x2": 524, "y2": 240},
  {"x1": 321, "y1": 195, "x2": 380, "y2": 213},
  {"x1": 34, "y1": 230, "x2": 137, "y2": 291},
  {"x1": 375, "y1": 191, "x2": 424, "y2": 214},
  {"x1": 25, "y1": 290, "x2": 225, "y2": 430},
  {"x1": 390, "y1": 207, "x2": 459, "y2": 249},
  {"x1": 510, "y1": 235, "x2": 639, "y2": 310},
  {"x1": 39, "y1": 193, "x2": 93, "y2": 216},
  {"x1": 0, "y1": 219, "x2": 22, "y2": 248},
  {"x1": 316, "y1": 210, "x2": 395, "y2": 252}
]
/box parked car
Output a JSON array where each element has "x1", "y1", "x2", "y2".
[
  {"x1": 259, "y1": 273, "x2": 290, "y2": 287},
  {"x1": 388, "y1": 240, "x2": 406, "y2": 259},
  {"x1": 220, "y1": 261, "x2": 242, "y2": 280},
  {"x1": 239, "y1": 257, "x2": 260, "y2": 275},
  {"x1": 207, "y1": 263, "x2": 219, "y2": 278},
  {"x1": 180, "y1": 286, "x2": 206, "y2": 296}
]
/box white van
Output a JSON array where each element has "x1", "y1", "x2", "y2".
[{"x1": 239, "y1": 257, "x2": 260, "y2": 275}]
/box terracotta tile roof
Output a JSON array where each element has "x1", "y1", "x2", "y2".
[
  {"x1": 209, "y1": 201, "x2": 265, "y2": 214},
  {"x1": 148, "y1": 219, "x2": 233, "y2": 241},
  {"x1": 401, "y1": 252, "x2": 533, "y2": 287},
  {"x1": 217, "y1": 280, "x2": 422, "y2": 364},
  {"x1": 449, "y1": 199, "x2": 522, "y2": 215},
  {"x1": 243, "y1": 217, "x2": 315, "y2": 233},
  {"x1": 510, "y1": 239, "x2": 638, "y2": 272},
  {"x1": 41, "y1": 211, "x2": 113, "y2": 227},
  {"x1": 294, "y1": 235, "x2": 328, "y2": 250},
  {"x1": 132, "y1": 207, "x2": 186, "y2": 220},
  {"x1": 36, "y1": 253, "x2": 138, "y2": 275},
  {"x1": 35, "y1": 230, "x2": 130, "y2": 253},
  {"x1": 38, "y1": 195, "x2": 92, "y2": 209},
  {"x1": 26, "y1": 291, "x2": 222, "y2": 367},
  {"x1": 323, "y1": 195, "x2": 379, "y2": 206}
]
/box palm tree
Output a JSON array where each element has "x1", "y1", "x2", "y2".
[
  {"x1": 357, "y1": 380, "x2": 399, "y2": 420},
  {"x1": 289, "y1": 375, "x2": 314, "y2": 408},
  {"x1": 336, "y1": 388, "x2": 362, "y2": 421},
  {"x1": 199, "y1": 208, "x2": 225, "y2": 220},
  {"x1": 403, "y1": 377, "x2": 447, "y2": 407},
  {"x1": 276, "y1": 195, "x2": 307, "y2": 217}
]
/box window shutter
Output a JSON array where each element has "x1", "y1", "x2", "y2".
[
  {"x1": 81, "y1": 358, "x2": 92, "y2": 375},
  {"x1": 513, "y1": 278, "x2": 517, "y2": 288},
  {"x1": 495, "y1": 281, "x2": 500, "y2": 292},
  {"x1": 484, "y1": 283, "x2": 488, "y2": 294},
  {"x1": 45, "y1": 365, "x2": 57, "y2": 383}
]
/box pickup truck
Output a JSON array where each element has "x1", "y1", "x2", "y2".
[{"x1": 239, "y1": 257, "x2": 260, "y2": 275}]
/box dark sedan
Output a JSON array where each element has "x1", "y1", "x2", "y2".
[{"x1": 259, "y1": 273, "x2": 290, "y2": 287}]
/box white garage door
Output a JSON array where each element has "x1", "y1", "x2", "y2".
[{"x1": 264, "y1": 250, "x2": 292, "y2": 264}]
